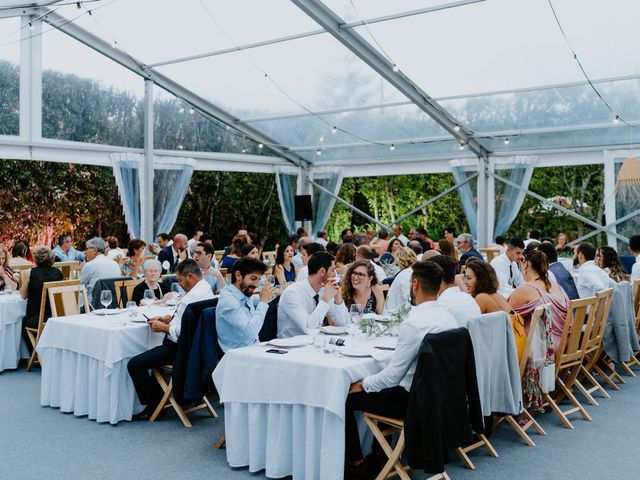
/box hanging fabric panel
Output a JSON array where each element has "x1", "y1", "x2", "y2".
[
  {"x1": 311, "y1": 166, "x2": 344, "y2": 236},
  {"x1": 111, "y1": 152, "x2": 142, "y2": 239},
  {"x1": 450, "y1": 159, "x2": 478, "y2": 238},
  {"x1": 493, "y1": 156, "x2": 537, "y2": 237},
  {"x1": 275, "y1": 166, "x2": 300, "y2": 235}
]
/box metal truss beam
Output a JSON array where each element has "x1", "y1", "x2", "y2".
[
  {"x1": 291, "y1": 0, "x2": 490, "y2": 159},
  {"x1": 569, "y1": 208, "x2": 640, "y2": 246},
  {"x1": 37, "y1": 8, "x2": 309, "y2": 168}
]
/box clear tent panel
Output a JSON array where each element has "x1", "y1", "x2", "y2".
[
  {"x1": 0, "y1": 16, "x2": 21, "y2": 136},
  {"x1": 245, "y1": 103, "x2": 450, "y2": 150},
  {"x1": 321, "y1": 0, "x2": 454, "y2": 22},
  {"x1": 349, "y1": 0, "x2": 640, "y2": 98},
  {"x1": 41, "y1": 26, "x2": 144, "y2": 147},
  {"x1": 51, "y1": 0, "x2": 321, "y2": 66},
  {"x1": 155, "y1": 31, "x2": 407, "y2": 119}
]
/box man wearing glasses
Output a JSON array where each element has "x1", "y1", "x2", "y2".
[{"x1": 194, "y1": 242, "x2": 224, "y2": 293}]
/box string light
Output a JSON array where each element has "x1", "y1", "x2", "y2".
[
  {"x1": 453, "y1": 125, "x2": 460, "y2": 132},
  {"x1": 258, "y1": 143, "x2": 263, "y2": 149},
  {"x1": 28, "y1": 23, "x2": 33, "y2": 31},
  {"x1": 613, "y1": 115, "x2": 620, "y2": 124},
  {"x1": 504, "y1": 138, "x2": 510, "y2": 145},
  {"x1": 392, "y1": 64, "x2": 399, "y2": 73},
  {"x1": 76, "y1": 2, "x2": 81, "y2": 10},
  {"x1": 112, "y1": 41, "x2": 118, "y2": 49},
  {"x1": 241, "y1": 148, "x2": 247, "y2": 154},
  {"x1": 319, "y1": 136, "x2": 324, "y2": 143},
  {"x1": 189, "y1": 107, "x2": 194, "y2": 114},
  {"x1": 389, "y1": 144, "x2": 395, "y2": 151},
  {"x1": 458, "y1": 142, "x2": 465, "y2": 151},
  {"x1": 331, "y1": 126, "x2": 337, "y2": 134},
  {"x1": 316, "y1": 149, "x2": 322, "y2": 156}
]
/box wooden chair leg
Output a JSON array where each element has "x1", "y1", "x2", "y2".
[
  {"x1": 149, "y1": 371, "x2": 172, "y2": 423},
  {"x1": 619, "y1": 361, "x2": 637, "y2": 377},
  {"x1": 557, "y1": 379, "x2": 592, "y2": 422},
  {"x1": 580, "y1": 366, "x2": 611, "y2": 400},
  {"x1": 593, "y1": 364, "x2": 620, "y2": 391},
  {"x1": 169, "y1": 395, "x2": 192, "y2": 428},
  {"x1": 456, "y1": 447, "x2": 475, "y2": 470},
  {"x1": 214, "y1": 434, "x2": 226, "y2": 449},
  {"x1": 543, "y1": 393, "x2": 574, "y2": 429},
  {"x1": 573, "y1": 378, "x2": 599, "y2": 406},
  {"x1": 201, "y1": 396, "x2": 218, "y2": 418},
  {"x1": 504, "y1": 416, "x2": 536, "y2": 446},
  {"x1": 522, "y1": 410, "x2": 546, "y2": 436}
]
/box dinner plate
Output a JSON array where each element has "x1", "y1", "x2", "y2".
[
  {"x1": 320, "y1": 326, "x2": 348, "y2": 335},
  {"x1": 267, "y1": 337, "x2": 308, "y2": 348},
  {"x1": 340, "y1": 347, "x2": 371, "y2": 357},
  {"x1": 165, "y1": 299, "x2": 177, "y2": 306},
  {"x1": 362, "y1": 313, "x2": 393, "y2": 323},
  {"x1": 93, "y1": 308, "x2": 122, "y2": 316}
]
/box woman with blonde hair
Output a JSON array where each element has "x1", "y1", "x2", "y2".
[
  {"x1": 341, "y1": 260, "x2": 384, "y2": 315},
  {"x1": 394, "y1": 246, "x2": 417, "y2": 271}
]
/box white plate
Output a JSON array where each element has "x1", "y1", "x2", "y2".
[
  {"x1": 267, "y1": 337, "x2": 308, "y2": 348},
  {"x1": 340, "y1": 347, "x2": 371, "y2": 357},
  {"x1": 165, "y1": 299, "x2": 177, "y2": 306},
  {"x1": 362, "y1": 313, "x2": 393, "y2": 323},
  {"x1": 321, "y1": 326, "x2": 348, "y2": 335},
  {"x1": 93, "y1": 308, "x2": 122, "y2": 316}
]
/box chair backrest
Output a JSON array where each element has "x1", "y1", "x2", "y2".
[
  {"x1": 91, "y1": 276, "x2": 129, "y2": 310},
  {"x1": 214, "y1": 250, "x2": 225, "y2": 264},
  {"x1": 12, "y1": 264, "x2": 34, "y2": 289},
  {"x1": 480, "y1": 248, "x2": 500, "y2": 263},
  {"x1": 585, "y1": 288, "x2": 615, "y2": 355},
  {"x1": 262, "y1": 250, "x2": 276, "y2": 265},
  {"x1": 519, "y1": 305, "x2": 545, "y2": 379},
  {"x1": 555, "y1": 296, "x2": 598, "y2": 372},
  {"x1": 632, "y1": 279, "x2": 640, "y2": 319},
  {"x1": 114, "y1": 278, "x2": 145, "y2": 307},
  {"x1": 48, "y1": 284, "x2": 89, "y2": 317},
  {"x1": 53, "y1": 261, "x2": 81, "y2": 280},
  {"x1": 36, "y1": 279, "x2": 81, "y2": 331}
]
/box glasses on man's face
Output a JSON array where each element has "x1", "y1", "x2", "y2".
[
  {"x1": 194, "y1": 251, "x2": 203, "y2": 257},
  {"x1": 351, "y1": 271, "x2": 368, "y2": 279}
]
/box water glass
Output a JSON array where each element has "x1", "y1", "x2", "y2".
[
  {"x1": 126, "y1": 301, "x2": 137, "y2": 318},
  {"x1": 142, "y1": 289, "x2": 156, "y2": 306},
  {"x1": 334, "y1": 272, "x2": 342, "y2": 285},
  {"x1": 100, "y1": 290, "x2": 112, "y2": 309},
  {"x1": 349, "y1": 304, "x2": 363, "y2": 324},
  {"x1": 267, "y1": 274, "x2": 276, "y2": 287},
  {"x1": 170, "y1": 283, "x2": 182, "y2": 300},
  {"x1": 313, "y1": 334, "x2": 326, "y2": 350}
]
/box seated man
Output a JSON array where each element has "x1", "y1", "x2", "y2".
[
  {"x1": 79, "y1": 237, "x2": 121, "y2": 299},
  {"x1": 296, "y1": 241, "x2": 325, "y2": 283},
  {"x1": 344, "y1": 261, "x2": 457, "y2": 477},
  {"x1": 630, "y1": 234, "x2": 640, "y2": 282},
  {"x1": 537, "y1": 242, "x2": 579, "y2": 300},
  {"x1": 431, "y1": 254, "x2": 480, "y2": 324},
  {"x1": 490, "y1": 237, "x2": 525, "y2": 298},
  {"x1": 194, "y1": 242, "x2": 224, "y2": 293},
  {"x1": 457, "y1": 233, "x2": 483, "y2": 273},
  {"x1": 52, "y1": 233, "x2": 85, "y2": 262},
  {"x1": 277, "y1": 251, "x2": 348, "y2": 337},
  {"x1": 127, "y1": 259, "x2": 214, "y2": 420},
  {"x1": 157, "y1": 233, "x2": 189, "y2": 274},
  {"x1": 574, "y1": 242, "x2": 612, "y2": 298},
  {"x1": 355, "y1": 245, "x2": 386, "y2": 284},
  {"x1": 217, "y1": 257, "x2": 272, "y2": 352}
]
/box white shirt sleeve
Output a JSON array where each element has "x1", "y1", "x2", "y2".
[
  {"x1": 278, "y1": 286, "x2": 331, "y2": 337},
  {"x1": 632, "y1": 260, "x2": 640, "y2": 281}
]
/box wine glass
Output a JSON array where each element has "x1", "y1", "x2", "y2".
[
  {"x1": 170, "y1": 283, "x2": 182, "y2": 300},
  {"x1": 126, "y1": 301, "x2": 137, "y2": 319},
  {"x1": 267, "y1": 274, "x2": 276, "y2": 287},
  {"x1": 142, "y1": 289, "x2": 156, "y2": 307},
  {"x1": 100, "y1": 290, "x2": 112, "y2": 310},
  {"x1": 349, "y1": 304, "x2": 362, "y2": 324},
  {"x1": 334, "y1": 272, "x2": 342, "y2": 285}
]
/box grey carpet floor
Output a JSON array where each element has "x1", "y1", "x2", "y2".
[{"x1": 1, "y1": 366, "x2": 639, "y2": 480}]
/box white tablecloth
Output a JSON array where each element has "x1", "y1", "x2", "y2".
[
  {"x1": 213, "y1": 335, "x2": 396, "y2": 480},
  {"x1": 36, "y1": 306, "x2": 167, "y2": 424},
  {"x1": 0, "y1": 294, "x2": 27, "y2": 372}
]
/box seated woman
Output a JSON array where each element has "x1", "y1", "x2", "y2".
[
  {"x1": 463, "y1": 258, "x2": 526, "y2": 361},
  {"x1": 220, "y1": 234, "x2": 247, "y2": 269},
  {"x1": 379, "y1": 238, "x2": 403, "y2": 264},
  {"x1": 555, "y1": 233, "x2": 574, "y2": 257},
  {"x1": 0, "y1": 245, "x2": 17, "y2": 291},
  {"x1": 241, "y1": 243, "x2": 260, "y2": 259},
  {"x1": 596, "y1": 246, "x2": 630, "y2": 283},
  {"x1": 509, "y1": 249, "x2": 569, "y2": 355},
  {"x1": 9, "y1": 241, "x2": 33, "y2": 268},
  {"x1": 121, "y1": 239, "x2": 147, "y2": 278},
  {"x1": 341, "y1": 260, "x2": 384, "y2": 315},
  {"x1": 394, "y1": 247, "x2": 417, "y2": 273},
  {"x1": 274, "y1": 242, "x2": 296, "y2": 287},
  {"x1": 19, "y1": 246, "x2": 64, "y2": 352},
  {"x1": 335, "y1": 243, "x2": 356, "y2": 277},
  {"x1": 131, "y1": 259, "x2": 164, "y2": 305}
]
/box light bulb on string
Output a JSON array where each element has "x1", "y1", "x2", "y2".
[
  {"x1": 189, "y1": 107, "x2": 194, "y2": 114},
  {"x1": 76, "y1": 2, "x2": 81, "y2": 10},
  {"x1": 331, "y1": 126, "x2": 337, "y2": 134},
  {"x1": 392, "y1": 64, "x2": 399, "y2": 73},
  {"x1": 241, "y1": 148, "x2": 247, "y2": 154},
  {"x1": 613, "y1": 115, "x2": 620, "y2": 124},
  {"x1": 389, "y1": 144, "x2": 395, "y2": 151},
  {"x1": 458, "y1": 143, "x2": 465, "y2": 151},
  {"x1": 28, "y1": 23, "x2": 33, "y2": 31},
  {"x1": 504, "y1": 138, "x2": 510, "y2": 145},
  {"x1": 453, "y1": 125, "x2": 460, "y2": 132},
  {"x1": 316, "y1": 149, "x2": 322, "y2": 156},
  {"x1": 258, "y1": 143, "x2": 263, "y2": 149},
  {"x1": 319, "y1": 136, "x2": 324, "y2": 143}
]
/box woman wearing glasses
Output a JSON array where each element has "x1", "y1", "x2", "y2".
[{"x1": 341, "y1": 260, "x2": 384, "y2": 315}]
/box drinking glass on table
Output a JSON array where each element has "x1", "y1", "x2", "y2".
[
  {"x1": 170, "y1": 283, "x2": 183, "y2": 300},
  {"x1": 349, "y1": 304, "x2": 363, "y2": 324},
  {"x1": 141, "y1": 288, "x2": 156, "y2": 307},
  {"x1": 100, "y1": 290, "x2": 112, "y2": 310},
  {"x1": 126, "y1": 301, "x2": 137, "y2": 318}
]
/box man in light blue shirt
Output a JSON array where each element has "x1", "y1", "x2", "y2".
[
  {"x1": 217, "y1": 257, "x2": 273, "y2": 352},
  {"x1": 52, "y1": 233, "x2": 85, "y2": 262}
]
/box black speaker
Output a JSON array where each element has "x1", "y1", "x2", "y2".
[{"x1": 294, "y1": 195, "x2": 313, "y2": 221}]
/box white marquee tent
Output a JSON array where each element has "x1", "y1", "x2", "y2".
[{"x1": 1, "y1": 0, "x2": 639, "y2": 247}]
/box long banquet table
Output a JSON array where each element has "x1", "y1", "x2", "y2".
[
  {"x1": 0, "y1": 293, "x2": 27, "y2": 372},
  {"x1": 36, "y1": 305, "x2": 167, "y2": 424},
  {"x1": 213, "y1": 334, "x2": 396, "y2": 480}
]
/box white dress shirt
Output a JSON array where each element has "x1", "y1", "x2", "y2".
[
  {"x1": 392, "y1": 234, "x2": 410, "y2": 245},
  {"x1": 363, "y1": 301, "x2": 457, "y2": 392},
  {"x1": 296, "y1": 265, "x2": 309, "y2": 283},
  {"x1": 384, "y1": 267, "x2": 413, "y2": 315},
  {"x1": 79, "y1": 254, "x2": 122, "y2": 299},
  {"x1": 370, "y1": 260, "x2": 387, "y2": 284},
  {"x1": 575, "y1": 260, "x2": 613, "y2": 299},
  {"x1": 216, "y1": 284, "x2": 269, "y2": 352},
  {"x1": 491, "y1": 253, "x2": 524, "y2": 298},
  {"x1": 632, "y1": 254, "x2": 640, "y2": 282},
  {"x1": 315, "y1": 237, "x2": 328, "y2": 247},
  {"x1": 437, "y1": 286, "x2": 481, "y2": 326},
  {"x1": 277, "y1": 280, "x2": 348, "y2": 338},
  {"x1": 168, "y1": 278, "x2": 214, "y2": 343},
  {"x1": 291, "y1": 253, "x2": 304, "y2": 267},
  {"x1": 106, "y1": 248, "x2": 125, "y2": 261}
]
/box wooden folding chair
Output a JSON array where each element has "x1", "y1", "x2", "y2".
[
  {"x1": 495, "y1": 305, "x2": 547, "y2": 446},
  {"x1": 113, "y1": 278, "x2": 144, "y2": 307},
  {"x1": 261, "y1": 250, "x2": 276, "y2": 265},
  {"x1": 214, "y1": 250, "x2": 225, "y2": 265},
  {"x1": 622, "y1": 280, "x2": 640, "y2": 373},
  {"x1": 479, "y1": 248, "x2": 500, "y2": 263},
  {"x1": 362, "y1": 413, "x2": 412, "y2": 480},
  {"x1": 573, "y1": 288, "x2": 615, "y2": 405},
  {"x1": 47, "y1": 284, "x2": 90, "y2": 317},
  {"x1": 25, "y1": 279, "x2": 80, "y2": 371},
  {"x1": 542, "y1": 296, "x2": 597, "y2": 429},
  {"x1": 53, "y1": 261, "x2": 81, "y2": 280},
  {"x1": 149, "y1": 365, "x2": 217, "y2": 428}
]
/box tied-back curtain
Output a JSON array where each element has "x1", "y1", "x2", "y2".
[
  {"x1": 275, "y1": 166, "x2": 300, "y2": 235},
  {"x1": 311, "y1": 167, "x2": 344, "y2": 236},
  {"x1": 450, "y1": 159, "x2": 478, "y2": 238},
  {"x1": 154, "y1": 156, "x2": 195, "y2": 237},
  {"x1": 111, "y1": 153, "x2": 195, "y2": 239},
  {"x1": 111, "y1": 153, "x2": 141, "y2": 238},
  {"x1": 494, "y1": 156, "x2": 537, "y2": 237}
]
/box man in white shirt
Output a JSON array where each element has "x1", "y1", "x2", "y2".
[
  {"x1": 391, "y1": 224, "x2": 409, "y2": 245},
  {"x1": 574, "y1": 242, "x2": 613, "y2": 298},
  {"x1": 432, "y1": 254, "x2": 480, "y2": 325},
  {"x1": 490, "y1": 237, "x2": 525, "y2": 298},
  {"x1": 344, "y1": 261, "x2": 457, "y2": 474},
  {"x1": 384, "y1": 266, "x2": 413, "y2": 315},
  {"x1": 277, "y1": 251, "x2": 349, "y2": 338},
  {"x1": 315, "y1": 230, "x2": 329, "y2": 247},
  {"x1": 79, "y1": 237, "x2": 121, "y2": 300},
  {"x1": 295, "y1": 242, "x2": 325, "y2": 283},
  {"x1": 187, "y1": 230, "x2": 203, "y2": 255},
  {"x1": 523, "y1": 229, "x2": 541, "y2": 248},
  {"x1": 291, "y1": 235, "x2": 310, "y2": 268},
  {"x1": 355, "y1": 245, "x2": 387, "y2": 284},
  {"x1": 630, "y1": 235, "x2": 640, "y2": 282},
  {"x1": 127, "y1": 259, "x2": 214, "y2": 420}
]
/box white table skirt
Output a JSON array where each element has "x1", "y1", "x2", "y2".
[
  {"x1": 0, "y1": 295, "x2": 27, "y2": 372},
  {"x1": 36, "y1": 306, "x2": 167, "y2": 424}
]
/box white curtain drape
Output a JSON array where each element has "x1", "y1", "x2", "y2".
[
  {"x1": 311, "y1": 166, "x2": 344, "y2": 236},
  {"x1": 111, "y1": 153, "x2": 195, "y2": 239},
  {"x1": 450, "y1": 158, "x2": 479, "y2": 238},
  {"x1": 275, "y1": 166, "x2": 300, "y2": 235},
  {"x1": 493, "y1": 156, "x2": 537, "y2": 237}
]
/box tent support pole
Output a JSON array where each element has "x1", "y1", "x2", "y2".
[{"x1": 140, "y1": 80, "x2": 154, "y2": 243}]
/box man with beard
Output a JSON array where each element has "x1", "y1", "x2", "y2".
[
  {"x1": 277, "y1": 251, "x2": 349, "y2": 338},
  {"x1": 216, "y1": 257, "x2": 272, "y2": 352}
]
